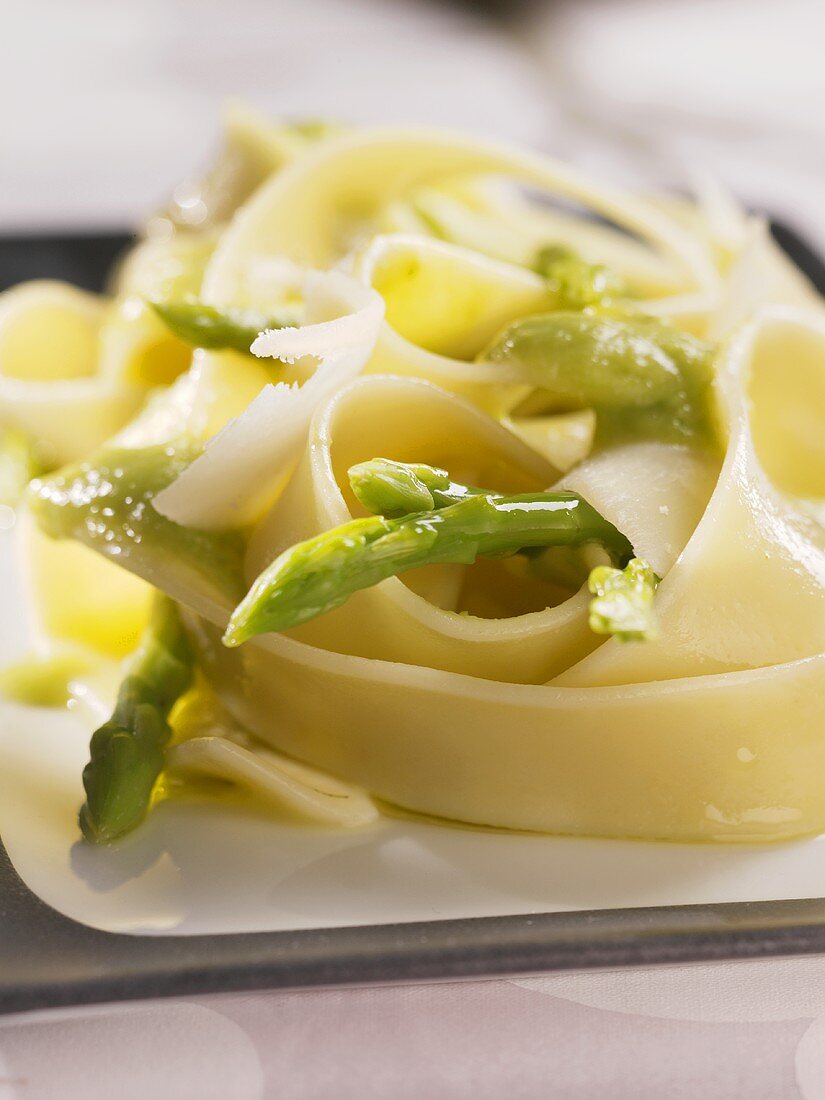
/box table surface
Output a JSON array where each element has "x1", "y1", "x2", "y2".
[{"x1": 3, "y1": 964, "x2": 825, "y2": 1098}]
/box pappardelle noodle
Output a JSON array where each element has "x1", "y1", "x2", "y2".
[{"x1": 2, "y1": 106, "x2": 824, "y2": 844}]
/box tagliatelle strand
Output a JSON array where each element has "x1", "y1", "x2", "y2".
[
  {"x1": 0, "y1": 281, "x2": 143, "y2": 465},
  {"x1": 202, "y1": 126, "x2": 721, "y2": 304}
]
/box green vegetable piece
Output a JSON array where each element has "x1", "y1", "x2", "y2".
[
  {"x1": 351, "y1": 457, "x2": 564, "y2": 578},
  {"x1": 588, "y1": 557, "x2": 660, "y2": 642},
  {"x1": 223, "y1": 489, "x2": 634, "y2": 645},
  {"x1": 481, "y1": 311, "x2": 714, "y2": 444},
  {"x1": 149, "y1": 298, "x2": 292, "y2": 354},
  {"x1": 354, "y1": 457, "x2": 641, "y2": 599},
  {"x1": 534, "y1": 245, "x2": 625, "y2": 310},
  {"x1": 28, "y1": 444, "x2": 246, "y2": 602},
  {"x1": 349, "y1": 458, "x2": 441, "y2": 515},
  {"x1": 0, "y1": 650, "x2": 96, "y2": 708},
  {"x1": 0, "y1": 427, "x2": 43, "y2": 506},
  {"x1": 348, "y1": 458, "x2": 485, "y2": 517},
  {"x1": 483, "y1": 311, "x2": 707, "y2": 406},
  {"x1": 79, "y1": 596, "x2": 194, "y2": 843}
]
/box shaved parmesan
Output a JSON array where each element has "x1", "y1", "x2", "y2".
[
  {"x1": 153, "y1": 270, "x2": 383, "y2": 529},
  {"x1": 167, "y1": 734, "x2": 378, "y2": 827}
]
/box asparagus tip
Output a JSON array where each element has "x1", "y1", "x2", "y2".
[{"x1": 221, "y1": 619, "x2": 247, "y2": 648}]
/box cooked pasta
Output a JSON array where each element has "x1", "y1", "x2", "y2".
[{"x1": 4, "y1": 113, "x2": 824, "y2": 843}]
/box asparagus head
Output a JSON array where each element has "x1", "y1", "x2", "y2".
[
  {"x1": 80, "y1": 595, "x2": 194, "y2": 843},
  {"x1": 534, "y1": 245, "x2": 626, "y2": 311},
  {"x1": 588, "y1": 557, "x2": 660, "y2": 642}
]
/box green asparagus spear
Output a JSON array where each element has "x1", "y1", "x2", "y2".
[
  {"x1": 349, "y1": 458, "x2": 642, "y2": 601},
  {"x1": 481, "y1": 311, "x2": 714, "y2": 444},
  {"x1": 149, "y1": 297, "x2": 294, "y2": 354},
  {"x1": 534, "y1": 245, "x2": 625, "y2": 310},
  {"x1": 223, "y1": 485, "x2": 634, "y2": 645},
  {"x1": 80, "y1": 596, "x2": 194, "y2": 843},
  {"x1": 348, "y1": 458, "x2": 483, "y2": 516},
  {"x1": 353, "y1": 457, "x2": 586, "y2": 578},
  {"x1": 29, "y1": 444, "x2": 246, "y2": 602},
  {"x1": 588, "y1": 557, "x2": 660, "y2": 642}
]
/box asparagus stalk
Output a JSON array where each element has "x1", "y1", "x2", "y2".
[
  {"x1": 149, "y1": 298, "x2": 293, "y2": 354},
  {"x1": 351, "y1": 460, "x2": 663, "y2": 630},
  {"x1": 79, "y1": 596, "x2": 194, "y2": 843},
  {"x1": 29, "y1": 444, "x2": 246, "y2": 602},
  {"x1": 588, "y1": 557, "x2": 660, "y2": 642},
  {"x1": 481, "y1": 311, "x2": 713, "y2": 443},
  {"x1": 223, "y1": 464, "x2": 634, "y2": 645}
]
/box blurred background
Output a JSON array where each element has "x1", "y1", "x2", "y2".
[{"x1": 2, "y1": 0, "x2": 825, "y2": 248}]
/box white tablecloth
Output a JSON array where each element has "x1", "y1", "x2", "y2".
[{"x1": 4, "y1": 960, "x2": 825, "y2": 1098}]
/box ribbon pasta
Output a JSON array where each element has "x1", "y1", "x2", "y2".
[{"x1": 12, "y1": 119, "x2": 825, "y2": 842}]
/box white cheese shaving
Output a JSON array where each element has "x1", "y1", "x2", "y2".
[
  {"x1": 166, "y1": 735, "x2": 378, "y2": 828},
  {"x1": 152, "y1": 270, "x2": 384, "y2": 530}
]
